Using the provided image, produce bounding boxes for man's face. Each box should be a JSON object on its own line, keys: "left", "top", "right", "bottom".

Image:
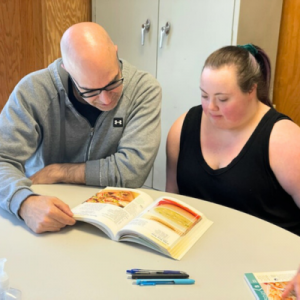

{"left": 69, "top": 57, "right": 124, "bottom": 112}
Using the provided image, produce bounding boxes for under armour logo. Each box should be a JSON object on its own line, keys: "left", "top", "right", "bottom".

{"left": 113, "top": 118, "right": 123, "bottom": 127}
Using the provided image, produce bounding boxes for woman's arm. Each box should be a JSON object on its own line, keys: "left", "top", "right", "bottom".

{"left": 166, "top": 113, "right": 187, "bottom": 193}
{"left": 269, "top": 119, "right": 300, "bottom": 208}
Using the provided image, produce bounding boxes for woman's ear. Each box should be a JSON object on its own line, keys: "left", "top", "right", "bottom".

{"left": 248, "top": 83, "right": 257, "bottom": 96}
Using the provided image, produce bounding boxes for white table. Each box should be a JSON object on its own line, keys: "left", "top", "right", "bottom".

{"left": 0, "top": 184, "right": 299, "bottom": 300}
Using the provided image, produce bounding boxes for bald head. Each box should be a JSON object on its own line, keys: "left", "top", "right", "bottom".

{"left": 61, "top": 22, "right": 118, "bottom": 87}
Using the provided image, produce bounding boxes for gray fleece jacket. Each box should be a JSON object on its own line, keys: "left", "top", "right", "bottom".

{"left": 0, "top": 58, "right": 161, "bottom": 217}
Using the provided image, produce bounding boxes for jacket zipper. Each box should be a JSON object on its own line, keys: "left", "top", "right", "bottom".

{"left": 85, "top": 127, "right": 95, "bottom": 161}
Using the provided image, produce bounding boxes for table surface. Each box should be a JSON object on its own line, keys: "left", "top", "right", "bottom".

{"left": 1, "top": 184, "right": 300, "bottom": 300}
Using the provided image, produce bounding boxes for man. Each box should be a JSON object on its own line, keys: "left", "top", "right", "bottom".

{"left": 0, "top": 22, "right": 161, "bottom": 233}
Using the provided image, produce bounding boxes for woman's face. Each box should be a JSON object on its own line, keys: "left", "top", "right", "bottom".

{"left": 200, "top": 65, "right": 255, "bottom": 130}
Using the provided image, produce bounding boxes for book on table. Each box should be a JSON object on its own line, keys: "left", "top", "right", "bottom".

{"left": 71, "top": 187, "right": 213, "bottom": 260}
{"left": 244, "top": 270, "right": 297, "bottom": 300}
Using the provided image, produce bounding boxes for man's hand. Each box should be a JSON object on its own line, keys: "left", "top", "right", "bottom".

{"left": 19, "top": 195, "right": 76, "bottom": 233}
{"left": 30, "top": 163, "right": 85, "bottom": 184}
{"left": 282, "top": 267, "right": 300, "bottom": 299}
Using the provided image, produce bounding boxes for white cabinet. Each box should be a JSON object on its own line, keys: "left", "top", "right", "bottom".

{"left": 93, "top": 0, "right": 283, "bottom": 191}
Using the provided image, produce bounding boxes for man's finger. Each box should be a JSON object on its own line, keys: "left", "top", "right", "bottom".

{"left": 51, "top": 201, "right": 76, "bottom": 225}
{"left": 54, "top": 199, "right": 74, "bottom": 217}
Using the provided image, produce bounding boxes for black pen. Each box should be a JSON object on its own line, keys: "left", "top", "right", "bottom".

{"left": 127, "top": 269, "right": 186, "bottom": 274}
{"left": 128, "top": 271, "right": 189, "bottom": 279}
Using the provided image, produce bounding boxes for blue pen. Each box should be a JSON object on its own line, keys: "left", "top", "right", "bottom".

{"left": 135, "top": 279, "right": 195, "bottom": 286}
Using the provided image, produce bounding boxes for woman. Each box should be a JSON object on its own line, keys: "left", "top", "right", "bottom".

{"left": 166, "top": 44, "right": 300, "bottom": 236}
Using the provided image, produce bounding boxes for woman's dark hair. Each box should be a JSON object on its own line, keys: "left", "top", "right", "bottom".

{"left": 202, "top": 45, "right": 272, "bottom": 107}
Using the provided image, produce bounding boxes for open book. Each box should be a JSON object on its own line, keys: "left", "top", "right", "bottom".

{"left": 72, "top": 187, "right": 213, "bottom": 260}
{"left": 244, "top": 270, "right": 297, "bottom": 299}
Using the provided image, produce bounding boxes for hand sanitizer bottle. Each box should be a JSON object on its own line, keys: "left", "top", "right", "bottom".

{"left": 0, "top": 259, "right": 21, "bottom": 300}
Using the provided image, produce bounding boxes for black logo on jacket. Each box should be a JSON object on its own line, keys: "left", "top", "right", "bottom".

{"left": 113, "top": 118, "right": 123, "bottom": 127}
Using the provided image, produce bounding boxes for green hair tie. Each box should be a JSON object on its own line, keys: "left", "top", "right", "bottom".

{"left": 237, "top": 44, "right": 258, "bottom": 57}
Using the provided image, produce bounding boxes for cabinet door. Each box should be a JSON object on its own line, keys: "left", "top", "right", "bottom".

{"left": 93, "top": 0, "right": 159, "bottom": 77}
{"left": 93, "top": 0, "right": 159, "bottom": 187}
{"left": 153, "top": 0, "right": 235, "bottom": 190}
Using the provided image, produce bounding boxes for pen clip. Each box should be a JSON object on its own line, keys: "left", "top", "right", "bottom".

{"left": 126, "top": 269, "right": 142, "bottom": 274}
{"left": 160, "top": 271, "right": 182, "bottom": 274}
{"left": 127, "top": 269, "right": 157, "bottom": 274}
{"left": 139, "top": 281, "right": 158, "bottom": 286}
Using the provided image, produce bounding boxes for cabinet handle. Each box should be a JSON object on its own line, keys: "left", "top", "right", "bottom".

{"left": 141, "top": 19, "right": 151, "bottom": 46}
{"left": 159, "top": 22, "right": 170, "bottom": 48}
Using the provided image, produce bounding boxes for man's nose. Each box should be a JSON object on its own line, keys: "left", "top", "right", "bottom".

{"left": 98, "top": 91, "right": 112, "bottom": 104}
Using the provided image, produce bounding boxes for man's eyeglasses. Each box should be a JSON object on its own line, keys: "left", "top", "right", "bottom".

{"left": 70, "top": 73, "right": 124, "bottom": 99}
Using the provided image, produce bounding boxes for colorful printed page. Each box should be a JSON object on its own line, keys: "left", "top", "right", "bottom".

{"left": 244, "top": 271, "right": 297, "bottom": 300}
{"left": 117, "top": 196, "right": 213, "bottom": 260}
{"left": 72, "top": 187, "right": 154, "bottom": 239}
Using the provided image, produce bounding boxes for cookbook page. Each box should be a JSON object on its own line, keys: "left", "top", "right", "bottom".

{"left": 72, "top": 187, "right": 154, "bottom": 239}
{"left": 116, "top": 196, "right": 213, "bottom": 258}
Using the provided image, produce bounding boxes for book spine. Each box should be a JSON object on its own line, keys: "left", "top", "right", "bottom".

{"left": 244, "top": 273, "right": 268, "bottom": 300}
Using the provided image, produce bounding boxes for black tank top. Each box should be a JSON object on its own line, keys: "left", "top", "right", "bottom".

{"left": 177, "top": 105, "right": 300, "bottom": 235}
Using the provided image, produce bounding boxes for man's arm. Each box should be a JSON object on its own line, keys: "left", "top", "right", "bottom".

{"left": 0, "top": 81, "right": 43, "bottom": 217}
{"left": 0, "top": 69, "right": 77, "bottom": 231}
{"left": 30, "top": 163, "right": 85, "bottom": 184}
{"left": 19, "top": 195, "right": 76, "bottom": 233}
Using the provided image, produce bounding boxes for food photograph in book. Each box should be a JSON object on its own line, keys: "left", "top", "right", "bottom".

{"left": 142, "top": 198, "right": 201, "bottom": 236}
{"left": 85, "top": 189, "right": 140, "bottom": 208}
{"left": 261, "top": 281, "right": 295, "bottom": 300}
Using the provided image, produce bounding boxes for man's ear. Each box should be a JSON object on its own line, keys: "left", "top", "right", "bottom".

{"left": 61, "top": 63, "right": 66, "bottom": 70}
{"left": 115, "top": 45, "right": 118, "bottom": 52}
